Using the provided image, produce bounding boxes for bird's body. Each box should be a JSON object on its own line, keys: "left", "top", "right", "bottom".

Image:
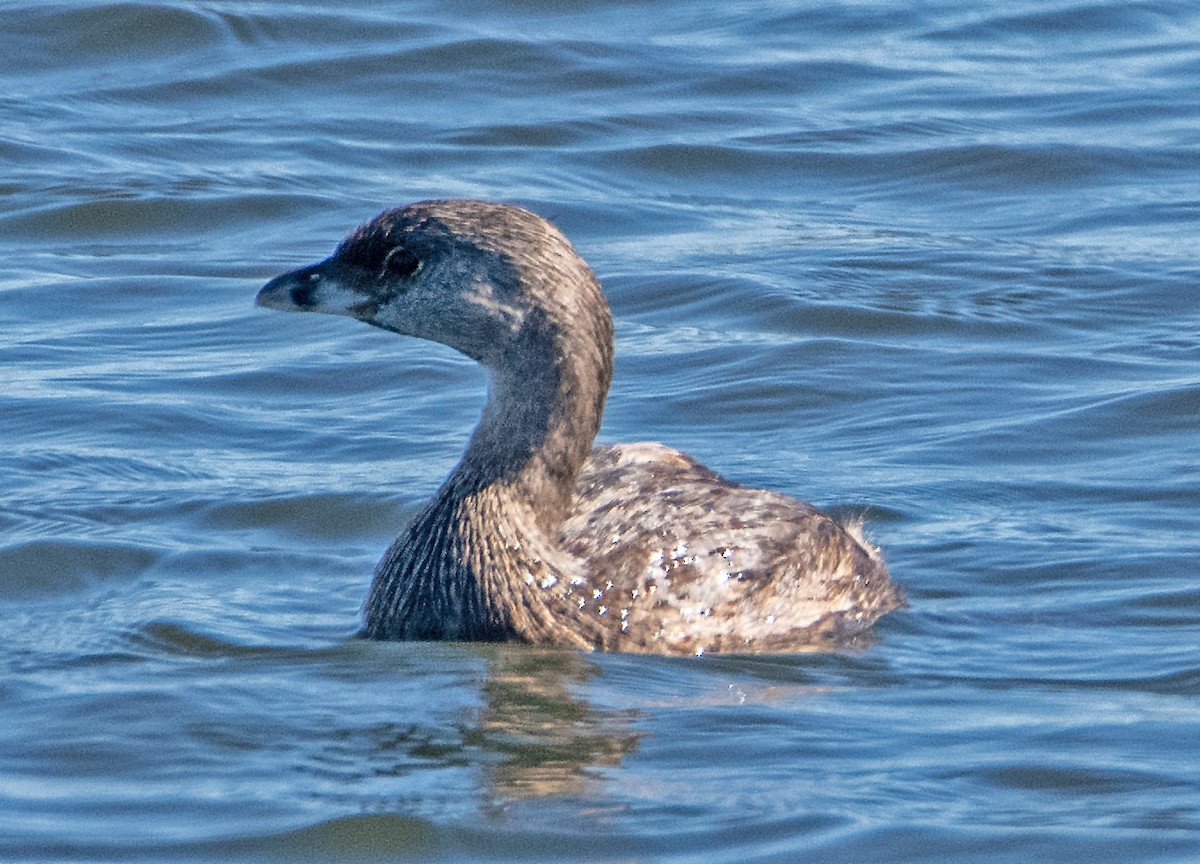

{"left": 257, "top": 200, "right": 902, "bottom": 654}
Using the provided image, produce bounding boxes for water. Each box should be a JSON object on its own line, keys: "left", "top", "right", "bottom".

{"left": 2, "top": 1, "right": 1198, "bottom": 861}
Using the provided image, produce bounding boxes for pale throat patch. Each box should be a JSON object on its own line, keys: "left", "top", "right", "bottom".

{"left": 467, "top": 278, "right": 526, "bottom": 334}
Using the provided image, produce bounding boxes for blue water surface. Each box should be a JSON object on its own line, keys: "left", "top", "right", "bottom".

{"left": 1, "top": 1, "right": 1198, "bottom": 861}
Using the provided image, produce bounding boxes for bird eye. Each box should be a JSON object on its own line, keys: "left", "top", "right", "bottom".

{"left": 380, "top": 247, "right": 421, "bottom": 280}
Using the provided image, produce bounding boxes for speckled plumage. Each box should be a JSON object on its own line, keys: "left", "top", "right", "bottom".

{"left": 257, "top": 199, "right": 903, "bottom": 654}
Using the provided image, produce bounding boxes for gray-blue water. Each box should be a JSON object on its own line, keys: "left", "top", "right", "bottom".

{"left": 2, "top": 2, "right": 1199, "bottom": 861}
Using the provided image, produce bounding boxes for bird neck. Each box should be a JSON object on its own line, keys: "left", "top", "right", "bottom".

{"left": 453, "top": 319, "right": 611, "bottom": 534}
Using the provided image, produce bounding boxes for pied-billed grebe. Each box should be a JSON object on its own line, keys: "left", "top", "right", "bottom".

{"left": 257, "top": 200, "right": 903, "bottom": 654}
